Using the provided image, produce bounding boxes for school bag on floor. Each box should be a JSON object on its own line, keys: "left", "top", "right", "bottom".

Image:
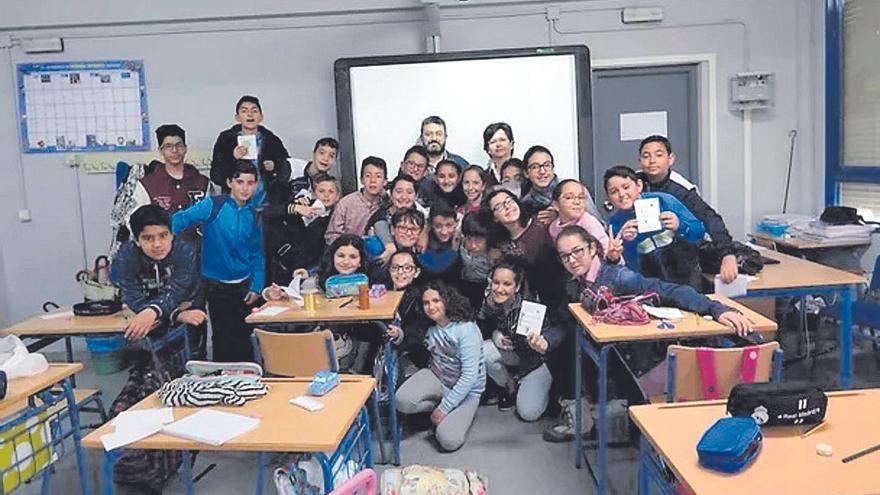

{"left": 380, "top": 465, "right": 487, "bottom": 495}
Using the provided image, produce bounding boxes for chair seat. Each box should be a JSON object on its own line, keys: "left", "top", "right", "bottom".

{"left": 826, "top": 300, "right": 880, "bottom": 329}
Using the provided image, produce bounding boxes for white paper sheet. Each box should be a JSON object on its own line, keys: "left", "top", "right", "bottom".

{"left": 634, "top": 197, "right": 662, "bottom": 233}
{"left": 254, "top": 306, "right": 290, "bottom": 317}
{"left": 237, "top": 134, "right": 258, "bottom": 160}
{"left": 162, "top": 409, "right": 260, "bottom": 446}
{"left": 282, "top": 276, "right": 304, "bottom": 306}
{"left": 714, "top": 274, "right": 750, "bottom": 298}
{"left": 40, "top": 310, "right": 74, "bottom": 320}
{"left": 619, "top": 111, "right": 668, "bottom": 141}
{"left": 642, "top": 306, "right": 685, "bottom": 320}
{"left": 516, "top": 300, "right": 547, "bottom": 336}
{"left": 101, "top": 422, "right": 163, "bottom": 451}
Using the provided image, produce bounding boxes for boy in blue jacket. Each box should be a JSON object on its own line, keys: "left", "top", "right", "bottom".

{"left": 604, "top": 165, "right": 706, "bottom": 289}
{"left": 172, "top": 160, "right": 264, "bottom": 362}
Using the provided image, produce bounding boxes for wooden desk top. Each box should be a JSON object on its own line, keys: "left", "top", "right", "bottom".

{"left": 0, "top": 363, "right": 83, "bottom": 408}
{"left": 568, "top": 294, "right": 777, "bottom": 344}
{"left": 746, "top": 250, "right": 864, "bottom": 291}
{"left": 630, "top": 389, "right": 880, "bottom": 495}
{"left": 0, "top": 306, "right": 132, "bottom": 337}
{"left": 752, "top": 232, "right": 871, "bottom": 250}
{"left": 82, "top": 376, "right": 376, "bottom": 452}
{"left": 246, "top": 291, "right": 403, "bottom": 324}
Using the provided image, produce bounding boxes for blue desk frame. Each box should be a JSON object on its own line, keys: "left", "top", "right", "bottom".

{"left": 100, "top": 406, "right": 373, "bottom": 494}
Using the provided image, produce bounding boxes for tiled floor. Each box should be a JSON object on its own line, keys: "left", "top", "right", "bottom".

{"left": 15, "top": 315, "right": 880, "bottom": 494}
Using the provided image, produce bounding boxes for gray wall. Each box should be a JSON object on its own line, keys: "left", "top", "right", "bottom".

{"left": 0, "top": 0, "right": 826, "bottom": 325}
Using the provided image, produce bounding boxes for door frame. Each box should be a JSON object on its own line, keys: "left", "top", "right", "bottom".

{"left": 592, "top": 53, "right": 717, "bottom": 205}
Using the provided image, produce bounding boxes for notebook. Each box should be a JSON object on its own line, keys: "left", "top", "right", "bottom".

{"left": 162, "top": 409, "right": 260, "bottom": 446}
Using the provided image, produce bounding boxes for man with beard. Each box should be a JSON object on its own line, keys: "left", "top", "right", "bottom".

{"left": 419, "top": 115, "right": 469, "bottom": 173}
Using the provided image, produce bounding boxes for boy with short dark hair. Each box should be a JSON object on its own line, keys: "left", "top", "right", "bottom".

{"left": 638, "top": 134, "right": 739, "bottom": 283}
{"left": 173, "top": 160, "right": 264, "bottom": 362}
{"left": 325, "top": 156, "right": 388, "bottom": 244}
{"left": 209, "top": 95, "right": 290, "bottom": 204}
{"left": 289, "top": 137, "right": 339, "bottom": 199}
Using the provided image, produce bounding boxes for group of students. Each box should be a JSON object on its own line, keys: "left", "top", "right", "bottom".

{"left": 110, "top": 94, "right": 756, "bottom": 480}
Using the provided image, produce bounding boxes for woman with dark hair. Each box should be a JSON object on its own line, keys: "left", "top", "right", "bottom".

{"left": 396, "top": 281, "right": 485, "bottom": 452}
{"left": 482, "top": 122, "right": 514, "bottom": 185}
{"left": 482, "top": 188, "right": 565, "bottom": 304}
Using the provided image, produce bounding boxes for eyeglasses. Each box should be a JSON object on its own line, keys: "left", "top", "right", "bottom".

{"left": 389, "top": 264, "right": 416, "bottom": 273}
{"left": 491, "top": 197, "right": 516, "bottom": 213}
{"left": 404, "top": 160, "right": 427, "bottom": 170}
{"left": 560, "top": 194, "right": 586, "bottom": 203}
{"left": 160, "top": 143, "right": 187, "bottom": 151}
{"left": 394, "top": 224, "right": 421, "bottom": 234}
{"left": 527, "top": 161, "right": 554, "bottom": 172}
{"left": 558, "top": 245, "right": 590, "bottom": 264}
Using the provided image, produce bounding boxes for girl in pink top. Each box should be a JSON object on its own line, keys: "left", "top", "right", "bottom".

{"left": 548, "top": 179, "right": 622, "bottom": 264}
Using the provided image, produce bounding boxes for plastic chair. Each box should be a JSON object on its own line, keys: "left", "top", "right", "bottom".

{"left": 114, "top": 161, "right": 131, "bottom": 189}
{"left": 665, "top": 341, "right": 783, "bottom": 402}
{"left": 329, "top": 468, "right": 377, "bottom": 495}
{"left": 251, "top": 328, "right": 338, "bottom": 377}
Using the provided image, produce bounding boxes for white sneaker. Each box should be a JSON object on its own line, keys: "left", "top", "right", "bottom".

{"left": 542, "top": 398, "right": 594, "bottom": 443}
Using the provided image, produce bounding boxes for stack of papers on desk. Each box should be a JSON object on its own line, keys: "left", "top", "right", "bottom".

{"left": 101, "top": 407, "right": 174, "bottom": 451}
{"left": 162, "top": 409, "right": 260, "bottom": 446}
{"left": 793, "top": 220, "right": 876, "bottom": 242}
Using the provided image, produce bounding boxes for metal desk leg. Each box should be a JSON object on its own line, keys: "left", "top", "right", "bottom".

{"left": 574, "top": 331, "right": 583, "bottom": 468}
{"left": 840, "top": 286, "right": 854, "bottom": 389}
{"left": 383, "top": 340, "right": 400, "bottom": 465}
{"left": 256, "top": 452, "right": 268, "bottom": 495}
{"left": 65, "top": 337, "right": 77, "bottom": 387}
{"left": 639, "top": 436, "right": 649, "bottom": 495}
{"left": 370, "top": 388, "right": 388, "bottom": 464}
{"left": 597, "top": 345, "right": 610, "bottom": 495}
{"left": 61, "top": 378, "right": 91, "bottom": 495}
{"left": 102, "top": 449, "right": 124, "bottom": 495}
{"left": 181, "top": 449, "right": 195, "bottom": 495}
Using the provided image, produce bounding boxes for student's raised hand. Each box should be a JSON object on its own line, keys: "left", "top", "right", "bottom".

{"left": 176, "top": 309, "right": 207, "bottom": 326}
{"left": 124, "top": 308, "right": 159, "bottom": 340}
{"left": 295, "top": 196, "right": 311, "bottom": 206}
{"left": 293, "top": 204, "right": 316, "bottom": 219}
{"left": 660, "top": 212, "right": 680, "bottom": 232}
{"left": 292, "top": 268, "right": 309, "bottom": 280}
{"left": 606, "top": 226, "right": 624, "bottom": 263}
{"left": 266, "top": 283, "right": 287, "bottom": 301}
{"left": 387, "top": 324, "right": 404, "bottom": 342}
{"left": 719, "top": 254, "right": 739, "bottom": 284}
{"left": 243, "top": 291, "right": 260, "bottom": 305}
{"left": 263, "top": 160, "right": 274, "bottom": 172}
{"left": 536, "top": 207, "right": 558, "bottom": 225}
{"left": 718, "top": 311, "right": 753, "bottom": 337}
{"left": 492, "top": 330, "right": 514, "bottom": 352}
{"left": 430, "top": 407, "right": 446, "bottom": 425}
{"left": 233, "top": 145, "right": 249, "bottom": 160}
{"left": 620, "top": 219, "right": 639, "bottom": 241}
{"left": 527, "top": 331, "right": 548, "bottom": 354}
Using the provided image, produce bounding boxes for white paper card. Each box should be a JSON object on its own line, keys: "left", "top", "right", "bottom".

{"left": 162, "top": 409, "right": 260, "bottom": 446}
{"left": 517, "top": 300, "right": 547, "bottom": 336}
{"left": 282, "top": 276, "right": 304, "bottom": 306}
{"left": 714, "top": 274, "right": 750, "bottom": 298}
{"left": 254, "top": 306, "right": 289, "bottom": 317}
{"left": 237, "top": 134, "right": 258, "bottom": 160}
{"left": 634, "top": 197, "right": 662, "bottom": 233}
{"left": 40, "top": 310, "right": 74, "bottom": 320}
{"left": 642, "top": 306, "right": 685, "bottom": 320}
{"left": 619, "top": 111, "right": 668, "bottom": 141}
{"left": 101, "top": 422, "right": 163, "bottom": 451}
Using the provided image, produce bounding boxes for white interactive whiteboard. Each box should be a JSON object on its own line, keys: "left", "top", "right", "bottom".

{"left": 334, "top": 46, "right": 593, "bottom": 192}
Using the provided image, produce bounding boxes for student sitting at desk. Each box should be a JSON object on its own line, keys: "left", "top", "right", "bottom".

{"left": 113, "top": 204, "right": 205, "bottom": 491}
{"left": 396, "top": 281, "right": 485, "bottom": 452}
{"left": 637, "top": 135, "right": 740, "bottom": 283}
{"left": 544, "top": 225, "right": 752, "bottom": 442}
{"left": 605, "top": 165, "right": 706, "bottom": 289}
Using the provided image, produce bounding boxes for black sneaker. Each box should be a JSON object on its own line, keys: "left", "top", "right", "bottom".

{"left": 480, "top": 381, "right": 501, "bottom": 406}
{"left": 498, "top": 391, "right": 515, "bottom": 411}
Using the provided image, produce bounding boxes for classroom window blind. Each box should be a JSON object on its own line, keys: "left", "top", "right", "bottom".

{"left": 842, "top": 0, "right": 880, "bottom": 166}
{"left": 839, "top": 182, "right": 880, "bottom": 221}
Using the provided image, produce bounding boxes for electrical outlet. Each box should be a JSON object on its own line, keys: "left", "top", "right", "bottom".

{"left": 18, "top": 209, "right": 32, "bottom": 222}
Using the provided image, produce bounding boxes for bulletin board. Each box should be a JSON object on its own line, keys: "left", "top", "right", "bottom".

{"left": 17, "top": 60, "right": 150, "bottom": 153}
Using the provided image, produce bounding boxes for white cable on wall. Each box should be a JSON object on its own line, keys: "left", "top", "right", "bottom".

{"left": 743, "top": 109, "right": 752, "bottom": 234}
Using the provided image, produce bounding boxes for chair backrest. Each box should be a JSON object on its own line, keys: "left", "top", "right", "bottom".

{"left": 666, "top": 341, "right": 781, "bottom": 402}
{"left": 253, "top": 328, "right": 337, "bottom": 377}
{"left": 329, "top": 468, "right": 377, "bottom": 495}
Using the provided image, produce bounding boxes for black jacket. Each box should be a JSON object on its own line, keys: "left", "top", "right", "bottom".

{"left": 210, "top": 124, "right": 291, "bottom": 203}
{"left": 642, "top": 170, "right": 734, "bottom": 258}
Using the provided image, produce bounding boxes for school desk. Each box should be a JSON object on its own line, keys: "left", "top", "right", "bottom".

{"left": 0, "top": 363, "right": 91, "bottom": 494}
{"left": 245, "top": 291, "right": 403, "bottom": 465}
{"left": 82, "top": 376, "right": 376, "bottom": 495}
{"left": 736, "top": 249, "right": 864, "bottom": 389}
{"left": 568, "top": 295, "right": 778, "bottom": 495}
{"left": 751, "top": 231, "right": 871, "bottom": 251}
{"left": 630, "top": 389, "right": 880, "bottom": 495}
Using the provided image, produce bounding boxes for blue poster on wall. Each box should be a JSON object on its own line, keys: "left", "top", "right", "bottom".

{"left": 17, "top": 60, "right": 150, "bottom": 153}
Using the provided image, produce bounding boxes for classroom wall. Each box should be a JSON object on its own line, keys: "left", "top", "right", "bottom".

{"left": 0, "top": 0, "right": 826, "bottom": 325}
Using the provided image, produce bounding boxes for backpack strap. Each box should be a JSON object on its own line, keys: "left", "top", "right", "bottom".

{"left": 739, "top": 345, "right": 760, "bottom": 383}
{"left": 205, "top": 194, "right": 230, "bottom": 227}
{"left": 695, "top": 347, "right": 720, "bottom": 400}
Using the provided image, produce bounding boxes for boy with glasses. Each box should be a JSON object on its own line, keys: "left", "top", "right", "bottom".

{"left": 521, "top": 145, "right": 562, "bottom": 224}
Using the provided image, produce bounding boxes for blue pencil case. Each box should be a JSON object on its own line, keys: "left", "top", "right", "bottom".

{"left": 696, "top": 416, "right": 762, "bottom": 473}
{"left": 324, "top": 273, "right": 368, "bottom": 298}
{"left": 308, "top": 370, "right": 340, "bottom": 396}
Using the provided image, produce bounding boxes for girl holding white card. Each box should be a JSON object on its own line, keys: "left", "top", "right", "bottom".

{"left": 477, "top": 256, "right": 564, "bottom": 421}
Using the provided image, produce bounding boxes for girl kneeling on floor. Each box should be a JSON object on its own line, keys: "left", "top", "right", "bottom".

{"left": 395, "top": 281, "right": 485, "bottom": 452}
{"left": 478, "top": 255, "right": 563, "bottom": 421}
